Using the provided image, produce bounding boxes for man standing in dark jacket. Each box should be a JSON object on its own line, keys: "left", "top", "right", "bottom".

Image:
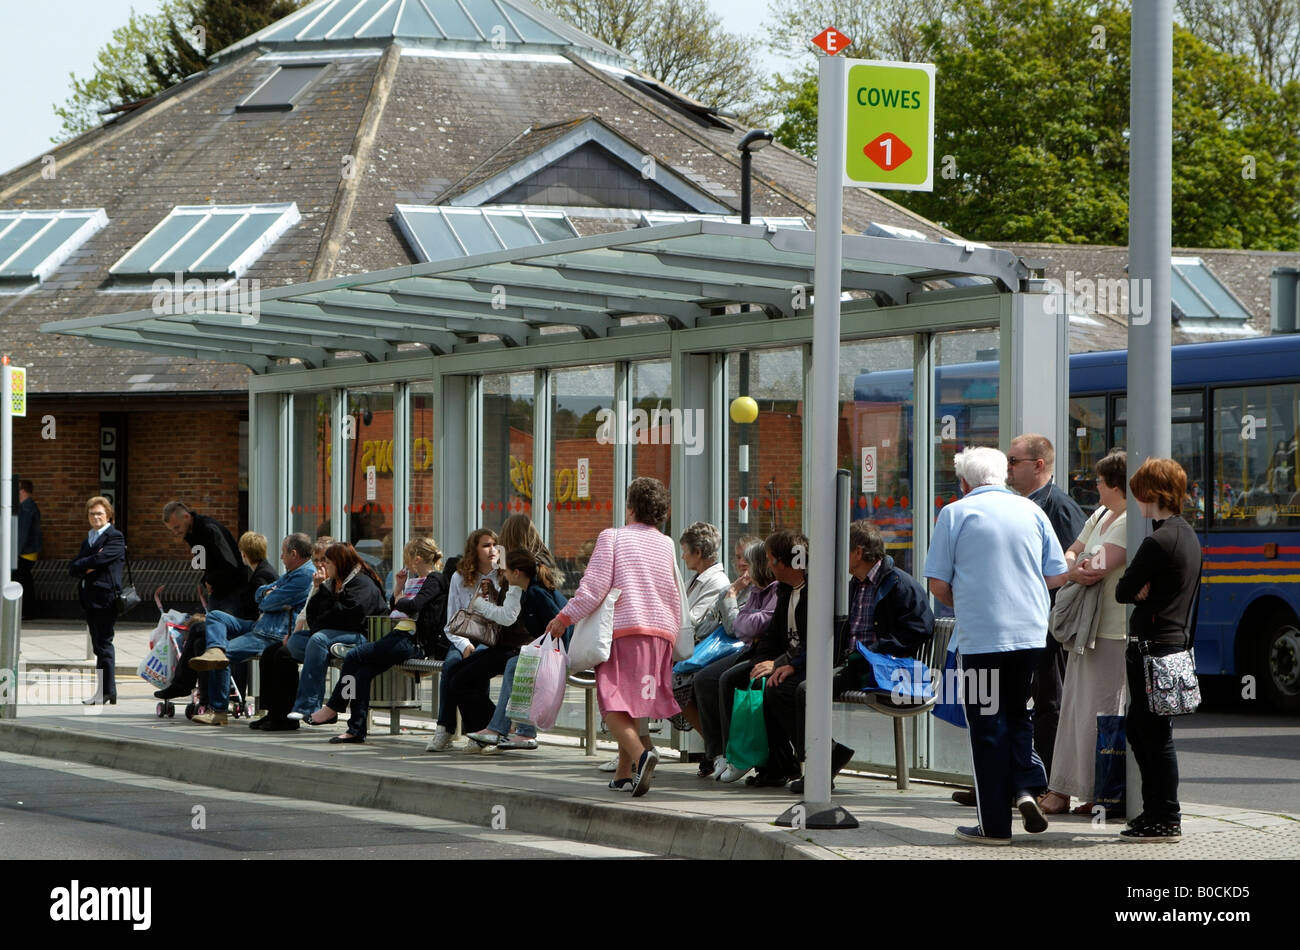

{"left": 162, "top": 501, "right": 246, "bottom": 616}
{"left": 16, "top": 480, "right": 41, "bottom": 619}
{"left": 1008, "top": 434, "right": 1087, "bottom": 781}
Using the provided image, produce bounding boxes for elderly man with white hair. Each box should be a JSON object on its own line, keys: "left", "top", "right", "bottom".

{"left": 923, "top": 446, "right": 1070, "bottom": 845}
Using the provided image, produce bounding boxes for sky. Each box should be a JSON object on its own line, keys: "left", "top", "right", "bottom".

{"left": 0, "top": 0, "right": 806, "bottom": 177}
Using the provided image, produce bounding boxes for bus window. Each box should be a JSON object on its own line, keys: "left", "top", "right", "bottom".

{"left": 1112, "top": 393, "right": 1206, "bottom": 529}
{"left": 1213, "top": 384, "right": 1300, "bottom": 529}
{"left": 1068, "top": 395, "right": 1106, "bottom": 508}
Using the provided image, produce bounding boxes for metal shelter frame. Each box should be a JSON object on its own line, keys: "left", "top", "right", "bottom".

{"left": 44, "top": 220, "right": 1068, "bottom": 781}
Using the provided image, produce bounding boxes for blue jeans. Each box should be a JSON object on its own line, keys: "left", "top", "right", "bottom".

{"left": 288, "top": 628, "right": 365, "bottom": 716}
{"left": 205, "top": 610, "right": 278, "bottom": 712}
{"left": 326, "top": 633, "right": 421, "bottom": 739}
{"left": 487, "top": 653, "right": 536, "bottom": 738}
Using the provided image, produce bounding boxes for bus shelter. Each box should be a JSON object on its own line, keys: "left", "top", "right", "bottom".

{"left": 46, "top": 219, "right": 1069, "bottom": 781}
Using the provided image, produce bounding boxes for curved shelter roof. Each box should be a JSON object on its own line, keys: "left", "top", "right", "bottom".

{"left": 213, "top": 0, "right": 634, "bottom": 67}
{"left": 43, "top": 219, "right": 1030, "bottom": 373}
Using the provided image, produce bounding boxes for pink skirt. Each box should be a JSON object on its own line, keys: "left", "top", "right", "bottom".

{"left": 595, "top": 634, "right": 681, "bottom": 719}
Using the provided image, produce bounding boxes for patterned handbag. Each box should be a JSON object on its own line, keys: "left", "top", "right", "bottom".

{"left": 1143, "top": 649, "right": 1201, "bottom": 716}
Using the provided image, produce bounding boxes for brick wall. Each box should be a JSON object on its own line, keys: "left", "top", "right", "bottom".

{"left": 11, "top": 404, "right": 244, "bottom": 561}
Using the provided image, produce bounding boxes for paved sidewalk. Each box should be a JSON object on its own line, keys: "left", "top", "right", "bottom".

{"left": 3, "top": 627, "right": 1296, "bottom": 860}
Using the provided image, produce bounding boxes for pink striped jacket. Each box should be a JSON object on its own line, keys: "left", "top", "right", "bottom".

{"left": 555, "top": 522, "right": 681, "bottom": 644}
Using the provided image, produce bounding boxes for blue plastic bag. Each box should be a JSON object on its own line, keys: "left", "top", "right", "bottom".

{"left": 854, "top": 642, "right": 934, "bottom": 702}
{"left": 673, "top": 625, "right": 743, "bottom": 674}
{"left": 931, "top": 648, "right": 968, "bottom": 728}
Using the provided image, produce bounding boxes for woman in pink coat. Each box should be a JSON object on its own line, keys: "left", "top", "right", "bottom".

{"left": 546, "top": 477, "right": 682, "bottom": 797}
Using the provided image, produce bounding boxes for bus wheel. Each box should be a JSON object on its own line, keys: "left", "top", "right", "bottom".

{"left": 1259, "top": 612, "right": 1300, "bottom": 714}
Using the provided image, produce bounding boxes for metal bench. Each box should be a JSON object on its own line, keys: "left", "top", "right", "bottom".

{"left": 836, "top": 615, "right": 956, "bottom": 790}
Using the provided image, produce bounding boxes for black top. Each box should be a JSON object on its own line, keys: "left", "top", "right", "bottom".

{"left": 499, "top": 584, "right": 569, "bottom": 651}
{"left": 394, "top": 572, "right": 450, "bottom": 659}
{"left": 307, "top": 571, "right": 387, "bottom": 633}
{"left": 754, "top": 582, "right": 808, "bottom": 670}
{"left": 70, "top": 525, "right": 125, "bottom": 610}
{"left": 1029, "top": 480, "right": 1088, "bottom": 552}
{"left": 17, "top": 498, "right": 41, "bottom": 556}
{"left": 1115, "top": 516, "right": 1202, "bottom": 655}
{"left": 185, "top": 512, "right": 246, "bottom": 599}
{"left": 238, "top": 560, "right": 280, "bottom": 620}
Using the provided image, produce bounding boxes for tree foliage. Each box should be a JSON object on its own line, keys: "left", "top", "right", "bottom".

{"left": 537, "top": 0, "right": 767, "bottom": 124}
{"left": 54, "top": 0, "right": 307, "bottom": 141}
{"left": 761, "top": 0, "right": 1299, "bottom": 249}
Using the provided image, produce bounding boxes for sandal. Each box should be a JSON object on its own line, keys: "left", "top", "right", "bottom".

{"left": 1037, "top": 791, "right": 1071, "bottom": 815}
{"left": 307, "top": 708, "right": 339, "bottom": 726}
{"left": 1071, "top": 801, "right": 1097, "bottom": 816}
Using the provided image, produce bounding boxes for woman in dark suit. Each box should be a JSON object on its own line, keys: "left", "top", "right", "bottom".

{"left": 70, "top": 495, "right": 126, "bottom": 705}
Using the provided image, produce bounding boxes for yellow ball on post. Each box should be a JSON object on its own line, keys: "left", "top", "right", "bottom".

{"left": 729, "top": 396, "right": 759, "bottom": 424}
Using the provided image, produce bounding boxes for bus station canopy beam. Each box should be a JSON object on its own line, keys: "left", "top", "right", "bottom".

{"left": 42, "top": 221, "right": 1031, "bottom": 369}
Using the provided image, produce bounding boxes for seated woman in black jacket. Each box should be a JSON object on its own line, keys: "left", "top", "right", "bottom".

{"left": 309, "top": 537, "right": 449, "bottom": 743}
{"left": 289, "top": 542, "right": 388, "bottom": 721}
{"left": 438, "top": 549, "right": 567, "bottom": 750}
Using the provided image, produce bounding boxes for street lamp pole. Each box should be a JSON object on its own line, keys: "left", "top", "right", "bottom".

{"left": 737, "top": 130, "right": 773, "bottom": 553}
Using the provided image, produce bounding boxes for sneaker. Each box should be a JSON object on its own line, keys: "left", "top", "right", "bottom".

{"left": 192, "top": 710, "right": 229, "bottom": 726}
{"left": 460, "top": 738, "right": 481, "bottom": 754}
{"left": 467, "top": 729, "right": 501, "bottom": 748}
{"left": 711, "top": 754, "right": 728, "bottom": 781}
{"left": 631, "top": 749, "right": 658, "bottom": 797}
{"left": 425, "top": 726, "right": 454, "bottom": 752}
{"left": 955, "top": 825, "right": 1011, "bottom": 846}
{"left": 608, "top": 777, "right": 635, "bottom": 792}
{"left": 189, "top": 648, "right": 229, "bottom": 672}
{"left": 498, "top": 735, "right": 538, "bottom": 750}
{"left": 1016, "top": 792, "right": 1048, "bottom": 834}
{"left": 598, "top": 756, "right": 619, "bottom": 772}
{"left": 286, "top": 711, "right": 305, "bottom": 721}
{"left": 329, "top": 642, "right": 352, "bottom": 659}
{"left": 1120, "top": 819, "right": 1182, "bottom": 842}
{"left": 717, "top": 763, "right": 751, "bottom": 784}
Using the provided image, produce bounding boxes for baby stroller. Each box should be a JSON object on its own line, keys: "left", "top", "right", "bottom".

{"left": 147, "top": 587, "right": 253, "bottom": 720}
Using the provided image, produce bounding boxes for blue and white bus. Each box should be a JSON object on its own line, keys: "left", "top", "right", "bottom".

{"left": 852, "top": 335, "right": 1300, "bottom": 712}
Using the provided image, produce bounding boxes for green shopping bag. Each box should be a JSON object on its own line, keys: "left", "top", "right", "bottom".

{"left": 725, "top": 678, "right": 769, "bottom": 772}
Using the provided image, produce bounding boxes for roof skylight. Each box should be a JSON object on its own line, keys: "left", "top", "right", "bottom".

{"left": 0, "top": 208, "right": 108, "bottom": 283}
{"left": 110, "top": 203, "right": 300, "bottom": 279}
{"left": 394, "top": 205, "right": 578, "bottom": 261}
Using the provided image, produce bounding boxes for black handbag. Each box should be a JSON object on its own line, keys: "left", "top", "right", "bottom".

{"left": 115, "top": 550, "right": 142, "bottom": 616}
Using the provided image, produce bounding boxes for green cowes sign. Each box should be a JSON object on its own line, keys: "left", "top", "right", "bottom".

{"left": 843, "top": 60, "right": 935, "bottom": 191}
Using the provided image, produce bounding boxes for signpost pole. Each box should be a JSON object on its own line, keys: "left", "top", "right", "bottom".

{"left": 778, "top": 48, "right": 858, "bottom": 830}
{"left": 1125, "top": 0, "right": 1174, "bottom": 822}
{"left": 0, "top": 356, "right": 19, "bottom": 718}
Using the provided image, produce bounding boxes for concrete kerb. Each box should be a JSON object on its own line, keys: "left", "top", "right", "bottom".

{"left": 0, "top": 721, "right": 834, "bottom": 860}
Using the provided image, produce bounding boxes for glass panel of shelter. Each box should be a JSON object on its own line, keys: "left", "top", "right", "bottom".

{"left": 548, "top": 364, "right": 617, "bottom": 597}
{"left": 480, "top": 371, "right": 536, "bottom": 537}
{"left": 289, "top": 390, "right": 333, "bottom": 542}
{"left": 725, "top": 347, "right": 805, "bottom": 579}
{"left": 408, "top": 383, "right": 437, "bottom": 543}
{"left": 841, "top": 337, "right": 915, "bottom": 575}
{"left": 343, "top": 386, "right": 396, "bottom": 594}
{"left": 932, "top": 328, "right": 1001, "bottom": 514}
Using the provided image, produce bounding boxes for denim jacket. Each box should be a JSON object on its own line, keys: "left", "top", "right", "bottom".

{"left": 250, "top": 562, "right": 315, "bottom": 640}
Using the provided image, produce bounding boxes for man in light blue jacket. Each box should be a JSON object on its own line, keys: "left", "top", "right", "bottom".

{"left": 190, "top": 533, "right": 315, "bottom": 725}
{"left": 924, "top": 447, "right": 1069, "bottom": 845}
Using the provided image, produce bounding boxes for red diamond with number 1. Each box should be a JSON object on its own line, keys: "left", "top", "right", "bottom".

{"left": 865, "top": 132, "right": 912, "bottom": 171}
{"left": 811, "top": 27, "right": 851, "bottom": 55}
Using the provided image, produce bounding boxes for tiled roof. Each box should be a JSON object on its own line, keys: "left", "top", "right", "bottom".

{"left": 989, "top": 241, "right": 1300, "bottom": 353}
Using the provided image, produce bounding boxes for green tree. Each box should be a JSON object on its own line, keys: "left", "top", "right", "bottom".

{"left": 54, "top": 0, "right": 306, "bottom": 141}
{"left": 762, "top": 0, "right": 1299, "bottom": 249}
{"left": 537, "top": 0, "right": 768, "bottom": 123}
